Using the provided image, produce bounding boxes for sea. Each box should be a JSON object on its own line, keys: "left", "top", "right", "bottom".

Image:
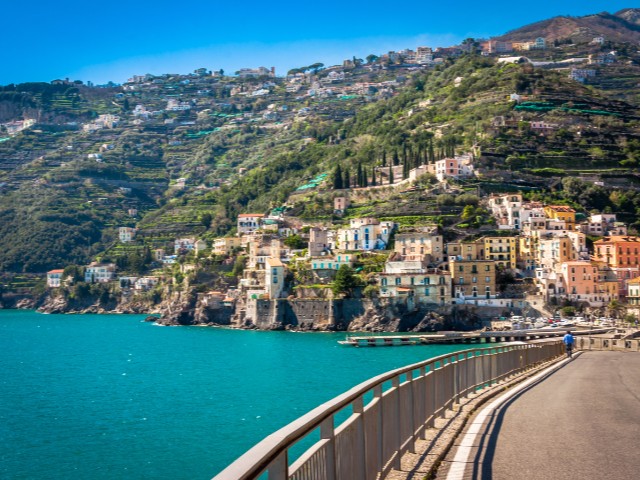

{"left": 0, "top": 310, "right": 474, "bottom": 479}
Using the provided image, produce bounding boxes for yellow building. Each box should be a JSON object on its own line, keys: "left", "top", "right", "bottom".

{"left": 482, "top": 236, "right": 517, "bottom": 269}
{"left": 544, "top": 205, "right": 576, "bottom": 231}
{"left": 449, "top": 259, "right": 496, "bottom": 302}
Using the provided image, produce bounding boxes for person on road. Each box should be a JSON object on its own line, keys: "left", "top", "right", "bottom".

{"left": 563, "top": 330, "right": 575, "bottom": 358}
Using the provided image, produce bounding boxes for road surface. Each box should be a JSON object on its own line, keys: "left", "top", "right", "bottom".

{"left": 438, "top": 351, "right": 640, "bottom": 479}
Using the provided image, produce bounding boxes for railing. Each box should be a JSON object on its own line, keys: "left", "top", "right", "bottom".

{"left": 213, "top": 342, "right": 564, "bottom": 480}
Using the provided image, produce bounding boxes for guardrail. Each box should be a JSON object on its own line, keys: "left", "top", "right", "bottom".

{"left": 213, "top": 342, "right": 564, "bottom": 480}
{"left": 577, "top": 335, "right": 640, "bottom": 352}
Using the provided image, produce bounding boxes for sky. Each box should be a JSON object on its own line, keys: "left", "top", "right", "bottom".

{"left": 0, "top": 1, "right": 633, "bottom": 85}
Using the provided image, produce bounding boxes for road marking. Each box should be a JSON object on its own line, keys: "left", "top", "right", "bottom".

{"left": 445, "top": 355, "right": 576, "bottom": 480}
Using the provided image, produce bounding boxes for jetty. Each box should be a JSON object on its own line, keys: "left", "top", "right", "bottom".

{"left": 338, "top": 327, "right": 616, "bottom": 347}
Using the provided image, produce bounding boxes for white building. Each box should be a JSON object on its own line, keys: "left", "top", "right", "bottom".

{"left": 265, "top": 258, "right": 285, "bottom": 299}
{"left": 85, "top": 263, "right": 116, "bottom": 283}
{"left": 47, "top": 269, "right": 64, "bottom": 288}
{"left": 335, "top": 218, "right": 394, "bottom": 251}
{"left": 119, "top": 227, "right": 136, "bottom": 243}
{"left": 237, "top": 214, "right": 265, "bottom": 235}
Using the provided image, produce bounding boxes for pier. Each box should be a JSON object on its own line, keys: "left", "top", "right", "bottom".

{"left": 338, "top": 327, "right": 616, "bottom": 347}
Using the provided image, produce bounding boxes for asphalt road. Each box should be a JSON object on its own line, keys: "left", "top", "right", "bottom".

{"left": 440, "top": 351, "right": 640, "bottom": 480}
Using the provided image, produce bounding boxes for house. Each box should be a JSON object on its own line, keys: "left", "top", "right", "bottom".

{"left": 378, "top": 261, "right": 451, "bottom": 306}
{"left": 237, "top": 213, "right": 265, "bottom": 235}
{"left": 85, "top": 262, "right": 116, "bottom": 283}
{"left": 213, "top": 237, "right": 243, "bottom": 256}
{"left": 47, "top": 269, "right": 64, "bottom": 288}
{"left": 311, "top": 253, "right": 354, "bottom": 272}
{"left": 265, "top": 258, "right": 285, "bottom": 299}
{"left": 119, "top": 227, "right": 136, "bottom": 243}
{"left": 428, "top": 154, "right": 474, "bottom": 182}
{"left": 394, "top": 227, "right": 444, "bottom": 264}
{"left": 482, "top": 236, "right": 517, "bottom": 269}
{"left": 134, "top": 277, "right": 159, "bottom": 291}
{"left": 449, "top": 258, "right": 496, "bottom": 303}
{"left": 308, "top": 227, "right": 330, "bottom": 257}
{"left": 544, "top": 205, "right": 576, "bottom": 231}
{"left": 487, "top": 194, "right": 522, "bottom": 230}
{"left": 174, "top": 238, "right": 206, "bottom": 254}
{"left": 593, "top": 236, "right": 640, "bottom": 296}
{"left": 335, "top": 218, "right": 394, "bottom": 251}
{"left": 334, "top": 196, "right": 350, "bottom": 214}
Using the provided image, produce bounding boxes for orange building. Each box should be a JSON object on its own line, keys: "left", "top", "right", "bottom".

{"left": 593, "top": 236, "right": 640, "bottom": 296}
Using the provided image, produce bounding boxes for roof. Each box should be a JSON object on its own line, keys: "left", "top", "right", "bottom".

{"left": 238, "top": 213, "right": 265, "bottom": 218}
{"left": 48, "top": 269, "right": 64, "bottom": 274}
{"left": 546, "top": 205, "right": 576, "bottom": 213}
{"left": 266, "top": 258, "right": 284, "bottom": 267}
{"left": 594, "top": 236, "right": 640, "bottom": 244}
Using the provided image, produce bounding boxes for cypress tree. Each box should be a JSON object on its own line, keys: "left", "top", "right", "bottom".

{"left": 371, "top": 168, "right": 377, "bottom": 186}
{"left": 388, "top": 165, "right": 394, "bottom": 185}
{"left": 356, "top": 162, "right": 363, "bottom": 187}
{"left": 344, "top": 167, "right": 351, "bottom": 189}
{"left": 382, "top": 150, "right": 387, "bottom": 167}
{"left": 363, "top": 168, "right": 369, "bottom": 187}
{"left": 393, "top": 150, "right": 399, "bottom": 166}
{"left": 333, "top": 164, "right": 343, "bottom": 189}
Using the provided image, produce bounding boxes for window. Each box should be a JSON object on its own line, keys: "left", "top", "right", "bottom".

{"left": 472, "top": 277, "right": 477, "bottom": 283}
{"left": 425, "top": 288, "right": 430, "bottom": 296}
{"left": 459, "top": 265, "right": 464, "bottom": 272}
{"left": 395, "top": 278, "right": 401, "bottom": 285}
{"left": 485, "top": 276, "right": 490, "bottom": 283}
{"left": 424, "top": 278, "right": 430, "bottom": 285}
{"left": 485, "top": 265, "right": 491, "bottom": 271}
{"left": 381, "top": 278, "right": 387, "bottom": 286}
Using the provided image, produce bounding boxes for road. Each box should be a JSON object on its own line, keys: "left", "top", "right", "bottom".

{"left": 438, "top": 351, "right": 640, "bottom": 480}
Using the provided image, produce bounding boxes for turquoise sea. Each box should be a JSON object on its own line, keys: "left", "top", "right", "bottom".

{"left": 1, "top": 310, "right": 474, "bottom": 479}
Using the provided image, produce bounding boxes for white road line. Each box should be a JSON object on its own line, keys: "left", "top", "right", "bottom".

{"left": 445, "top": 356, "right": 575, "bottom": 480}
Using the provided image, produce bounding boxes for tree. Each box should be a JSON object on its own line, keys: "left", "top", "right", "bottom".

{"left": 343, "top": 167, "right": 351, "bottom": 189}
{"left": 284, "top": 234, "right": 306, "bottom": 249}
{"left": 200, "top": 213, "right": 213, "bottom": 229}
{"left": 366, "top": 54, "right": 379, "bottom": 64}
{"left": 388, "top": 165, "right": 394, "bottom": 185}
{"left": 333, "top": 164, "right": 343, "bottom": 189}
{"left": 332, "top": 265, "right": 360, "bottom": 297}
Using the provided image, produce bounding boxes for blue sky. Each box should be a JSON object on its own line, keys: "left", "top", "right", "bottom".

{"left": 1, "top": 1, "right": 633, "bottom": 85}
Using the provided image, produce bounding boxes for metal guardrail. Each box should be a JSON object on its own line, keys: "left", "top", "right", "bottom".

{"left": 212, "top": 342, "right": 564, "bottom": 480}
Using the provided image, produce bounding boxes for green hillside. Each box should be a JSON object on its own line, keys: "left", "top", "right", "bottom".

{"left": 0, "top": 27, "right": 639, "bottom": 273}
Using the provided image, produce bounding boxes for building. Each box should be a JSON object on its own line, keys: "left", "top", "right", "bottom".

{"left": 265, "top": 258, "right": 285, "bottom": 299}
{"left": 394, "top": 227, "right": 444, "bottom": 264}
{"left": 483, "top": 236, "right": 517, "bottom": 269}
{"left": 428, "top": 154, "right": 474, "bottom": 182}
{"left": 449, "top": 258, "right": 496, "bottom": 303}
{"left": 335, "top": 218, "right": 394, "bottom": 251}
{"left": 544, "top": 205, "right": 576, "bottom": 231}
{"left": 47, "top": 269, "right": 64, "bottom": 288}
{"left": 308, "top": 227, "right": 330, "bottom": 257}
{"left": 627, "top": 277, "right": 640, "bottom": 317}
{"left": 174, "top": 238, "right": 206, "bottom": 254}
{"left": 85, "top": 263, "right": 116, "bottom": 283}
{"left": 487, "top": 194, "right": 522, "bottom": 230}
{"left": 119, "top": 227, "right": 136, "bottom": 243}
{"left": 334, "top": 196, "right": 350, "bottom": 214}
{"left": 311, "top": 253, "right": 354, "bottom": 272}
{"left": 237, "top": 214, "right": 265, "bottom": 235}
{"left": 378, "top": 263, "right": 451, "bottom": 306}
{"left": 213, "top": 237, "right": 243, "bottom": 256}
{"left": 593, "top": 236, "right": 640, "bottom": 296}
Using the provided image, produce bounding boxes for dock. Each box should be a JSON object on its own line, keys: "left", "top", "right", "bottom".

{"left": 338, "top": 327, "right": 615, "bottom": 347}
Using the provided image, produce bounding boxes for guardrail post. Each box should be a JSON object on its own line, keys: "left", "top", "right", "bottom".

{"left": 320, "top": 417, "right": 336, "bottom": 480}
{"left": 267, "top": 452, "right": 287, "bottom": 480}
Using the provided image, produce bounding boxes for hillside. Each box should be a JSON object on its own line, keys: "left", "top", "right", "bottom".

{"left": 496, "top": 9, "right": 640, "bottom": 44}
{"left": 0, "top": 11, "right": 640, "bottom": 278}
